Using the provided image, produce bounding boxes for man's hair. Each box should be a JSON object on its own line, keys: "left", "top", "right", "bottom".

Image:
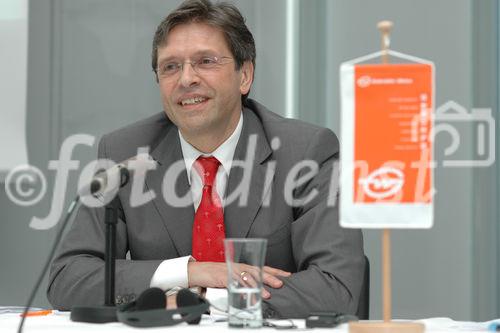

{"left": 152, "top": 0, "right": 256, "bottom": 102}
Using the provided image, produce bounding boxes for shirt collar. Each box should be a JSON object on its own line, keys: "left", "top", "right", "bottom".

{"left": 179, "top": 111, "right": 243, "bottom": 184}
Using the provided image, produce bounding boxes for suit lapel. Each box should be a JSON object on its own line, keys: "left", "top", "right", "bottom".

{"left": 224, "top": 109, "right": 273, "bottom": 238}
{"left": 147, "top": 127, "right": 194, "bottom": 257}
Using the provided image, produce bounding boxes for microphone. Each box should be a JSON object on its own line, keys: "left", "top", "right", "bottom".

{"left": 19, "top": 151, "right": 156, "bottom": 331}
{"left": 71, "top": 152, "right": 156, "bottom": 325}
{"left": 88, "top": 164, "right": 130, "bottom": 197}
{"left": 79, "top": 153, "right": 156, "bottom": 198}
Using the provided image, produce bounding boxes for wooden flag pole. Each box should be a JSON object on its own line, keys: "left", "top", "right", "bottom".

{"left": 378, "top": 20, "right": 393, "bottom": 324}
{"left": 349, "top": 21, "right": 425, "bottom": 333}
{"left": 382, "top": 229, "right": 392, "bottom": 322}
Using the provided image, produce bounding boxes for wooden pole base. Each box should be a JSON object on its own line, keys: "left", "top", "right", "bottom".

{"left": 349, "top": 321, "right": 425, "bottom": 333}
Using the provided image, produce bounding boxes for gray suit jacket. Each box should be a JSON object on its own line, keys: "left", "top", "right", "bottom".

{"left": 47, "top": 99, "right": 364, "bottom": 318}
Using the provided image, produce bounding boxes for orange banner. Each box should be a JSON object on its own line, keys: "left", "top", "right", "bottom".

{"left": 353, "top": 64, "right": 433, "bottom": 203}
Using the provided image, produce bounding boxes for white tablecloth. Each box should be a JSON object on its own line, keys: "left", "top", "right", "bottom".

{"left": 2, "top": 312, "right": 309, "bottom": 333}
{"left": 1, "top": 311, "right": 499, "bottom": 333}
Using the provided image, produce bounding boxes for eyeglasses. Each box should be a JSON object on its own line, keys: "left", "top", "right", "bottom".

{"left": 156, "top": 56, "right": 233, "bottom": 79}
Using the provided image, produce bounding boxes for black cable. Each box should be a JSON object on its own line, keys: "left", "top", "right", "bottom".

{"left": 17, "top": 196, "right": 81, "bottom": 333}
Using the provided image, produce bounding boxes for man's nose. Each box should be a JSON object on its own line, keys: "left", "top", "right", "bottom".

{"left": 179, "top": 62, "right": 200, "bottom": 87}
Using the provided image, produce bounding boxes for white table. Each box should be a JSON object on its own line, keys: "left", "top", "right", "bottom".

{"left": 1, "top": 312, "right": 498, "bottom": 333}
{"left": 2, "top": 312, "right": 308, "bottom": 333}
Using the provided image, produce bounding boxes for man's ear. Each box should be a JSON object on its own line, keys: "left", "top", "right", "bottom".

{"left": 239, "top": 61, "right": 254, "bottom": 95}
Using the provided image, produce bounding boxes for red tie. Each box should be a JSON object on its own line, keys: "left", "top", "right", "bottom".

{"left": 191, "top": 156, "right": 226, "bottom": 262}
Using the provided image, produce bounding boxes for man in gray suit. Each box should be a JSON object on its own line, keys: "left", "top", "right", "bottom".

{"left": 47, "top": 0, "right": 364, "bottom": 318}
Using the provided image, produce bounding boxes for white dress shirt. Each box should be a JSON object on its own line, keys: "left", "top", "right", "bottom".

{"left": 150, "top": 111, "right": 243, "bottom": 307}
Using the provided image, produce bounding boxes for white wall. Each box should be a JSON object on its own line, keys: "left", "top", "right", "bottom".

{"left": 0, "top": 0, "right": 29, "bottom": 179}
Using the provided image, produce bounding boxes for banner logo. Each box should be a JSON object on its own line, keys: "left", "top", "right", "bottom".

{"left": 358, "top": 166, "right": 404, "bottom": 200}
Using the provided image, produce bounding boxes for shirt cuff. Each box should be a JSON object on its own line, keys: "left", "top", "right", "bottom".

{"left": 205, "top": 287, "right": 228, "bottom": 314}
{"left": 150, "top": 255, "right": 192, "bottom": 290}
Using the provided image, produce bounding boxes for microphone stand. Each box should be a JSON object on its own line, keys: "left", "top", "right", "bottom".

{"left": 104, "top": 196, "right": 118, "bottom": 306}
{"left": 70, "top": 195, "right": 120, "bottom": 323}
{"left": 18, "top": 166, "right": 130, "bottom": 332}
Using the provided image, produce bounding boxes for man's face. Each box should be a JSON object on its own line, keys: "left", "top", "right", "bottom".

{"left": 156, "top": 22, "right": 253, "bottom": 142}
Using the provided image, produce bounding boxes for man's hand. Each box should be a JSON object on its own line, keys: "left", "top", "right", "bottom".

{"left": 187, "top": 262, "right": 291, "bottom": 299}
{"left": 166, "top": 294, "right": 177, "bottom": 309}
